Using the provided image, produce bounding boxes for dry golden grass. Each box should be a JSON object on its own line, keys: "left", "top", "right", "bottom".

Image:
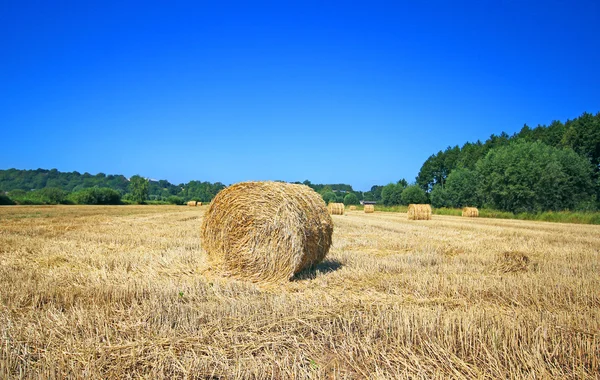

{"left": 1, "top": 206, "right": 599, "bottom": 379}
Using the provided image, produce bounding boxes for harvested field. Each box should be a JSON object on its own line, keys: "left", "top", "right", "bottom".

{"left": 1, "top": 205, "right": 599, "bottom": 378}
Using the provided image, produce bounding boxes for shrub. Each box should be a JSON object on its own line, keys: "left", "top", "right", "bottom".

{"left": 70, "top": 187, "right": 121, "bottom": 205}
{"left": 401, "top": 185, "right": 428, "bottom": 205}
{"left": 343, "top": 193, "right": 359, "bottom": 206}
{"left": 0, "top": 194, "right": 15, "bottom": 205}
{"left": 166, "top": 196, "right": 184, "bottom": 205}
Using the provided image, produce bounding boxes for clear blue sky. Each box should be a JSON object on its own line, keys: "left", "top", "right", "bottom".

{"left": 1, "top": 1, "right": 599, "bottom": 190}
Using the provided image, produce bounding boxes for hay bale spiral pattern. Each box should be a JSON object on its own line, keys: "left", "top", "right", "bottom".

{"left": 407, "top": 204, "right": 432, "bottom": 220}
{"left": 201, "top": 181, "right": 333, "bottom": 282}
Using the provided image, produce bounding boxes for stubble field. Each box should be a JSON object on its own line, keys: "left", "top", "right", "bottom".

{"left": 0, "top": 205, "right": 598, "bottom": 379}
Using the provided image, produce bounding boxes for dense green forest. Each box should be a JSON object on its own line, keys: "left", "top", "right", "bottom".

{"left": 1, "top": 112, "right": 598, "bottom": 211}
{"left": 416, "top": 111, "right": 599, "bottom": 212}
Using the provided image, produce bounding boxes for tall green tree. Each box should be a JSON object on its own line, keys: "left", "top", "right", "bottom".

{"left": 343, "top": 193, "right": 359, "bottom": 205}
{"left": 430, "top": 184, "right": 451, "bottom": 208}
{"left": 401, "top": 185, "right": 428, "bottom": 205}
{"left": 129, "top": 175, "right": 149, "bottom": 204}
{"left": 444, "top": 168, "right": 480, "bottom": 207}
{"left": 381, "top": 183, "right": 403, "bottom": 205}
{"left": 322, "top": 191, "right": 337, "bottom": 204}
{"left": 476, "top": 141, "right": 594, "bottom": 212}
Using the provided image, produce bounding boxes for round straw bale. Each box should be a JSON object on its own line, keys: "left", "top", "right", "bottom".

{"left": 187, "top": 201, "right": 197, "bottom": 206}
{"left": 462, "top": 207, "right": 479, "bottom": 217}
{"left": 201, "top": 181, "right": 333, "bottom": 282}
{"left": 349, "top": 205, "right": 357, "bottom": 211}
{"left": 407, "top": 204, "right": 432, "bottom": 220}
{"left": 364, "top": 204, "right": 374, "bottom": 213}
{"left": 328, "top": 202, "right": 345, "bottom": 215}
{"left": 197, "top": 201, "right": 203, "bottom": 206}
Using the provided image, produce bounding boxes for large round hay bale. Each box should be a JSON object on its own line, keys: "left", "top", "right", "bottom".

{"left": 201, "top": 181, "right": 333, "bottom": 282}
{"left": 328, "top": 202, "right": 344, "bottom": 215}
{"left": 349, "top": 205, "right": 357, "bottom": 211}
{"left": 407, "top": 204, "right": 432, "bottom": 220}
{"left": 187, "top": 201, "right": 197, "bottom": 207}
{"left": 462, "top": 207, "right": 479, "bottom": 217}
{"left": 364, "top": 204, "right": 374, "bottom": 213}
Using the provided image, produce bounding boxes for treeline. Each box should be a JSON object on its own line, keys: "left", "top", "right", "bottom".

{"left": 413, "top": 111, "right": 599, "bottom": 212}
{"left": 1, "top": 112, "right": 598, "bottom": 211}
{"left": 0, "top": 169, "right": 225, "bottom": 205}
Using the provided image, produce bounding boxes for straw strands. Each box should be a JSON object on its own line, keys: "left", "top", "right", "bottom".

{"left": 407, "top": 204, "right": 432, "bottom": 220}
{"left": 328, "top": 203, "right": 345, "bottom": 215}
{"left": 201, "top": 181, "right": 333, "bottom": 282}
{"left": 462, "top": 207, "right": 479, "bottom": 217}
{"left": 364, "top": 204, "right": 375, "bottom": 213}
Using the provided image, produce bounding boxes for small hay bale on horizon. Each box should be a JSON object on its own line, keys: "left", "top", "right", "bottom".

{"left": 407, "top": 204, "right": 432, "bottom": 220}
{"left": 187, "top": 201, "right": 197, "bottom": 207}
{"left": 201, "top": 181, "right": 333, "bottom": 282}
{"left": 197, "top": 201, "right": 203, "bottom": 206}
{"left": 328, "top": 202, "right": 345, "bottom": 215}
{"left": 364, "top": 204, "right": 374, "bottom": 213}
{"left": 349, "top": 205, "right": 357, "bottom": 211}
{"left": 462, "top": 207, "right": 479, "bottom": 217}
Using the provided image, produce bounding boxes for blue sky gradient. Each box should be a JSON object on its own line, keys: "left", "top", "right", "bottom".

{"left": 1, "top": 1, "right": 599, "bottom": 190}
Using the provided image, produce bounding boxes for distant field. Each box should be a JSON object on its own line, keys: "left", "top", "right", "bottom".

{"left": 1, "top": 206, "right": 598, "bottom": 378}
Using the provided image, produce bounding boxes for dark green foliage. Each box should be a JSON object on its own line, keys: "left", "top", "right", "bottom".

{"left": 37, "top": 187, "right": 69, "bottom": 204}
{"left": 69, "top": 187, "right": 122, "bottom": 205}
{"left": 430, "top": 185, "right": 451, "bottom": 208}
{"left": 381, "top": 182, "right": 405, "bottom": 206}
{"left": 444, "top": 168, "right": 480, "bottom": 207}
{"left": 129, "top": 175, "right": 149, "bottom": 204}
{"left": 180, "top": 181, "right": 226, "bottom": 203}
{"left": 0, "top": 194, "right": 15, "bottom": 205}
{"left": 7, "top": 187, "right": 69, "bottom": 205}
{"left": 363, "top": 185, "right": 383, "bottom": 202}
{"left": 416, "top": 145, "right": 463, "bottom": 192}
{"left": 416, "top": 111, "right": 600, "bottom": 211}
{"left": 401, "top": 185, "right": 428, "bottom": 205}
{"left": 321, "top": 191, "right": 337, "bottom": 204}
{"left": 476, "top": 141, "right": 594, "bottom": 212}
{"left": 166, "top": 196, "right": 184, "bottom": 205}
{"left": 303, "top": 182, "right": 354, "bottom": 193}
{"left": 343, "top": 193, "right": 359, "bottom": 205}
{"left": 561, "top": 112, "right": 600, "bottom": 172}
{"left": 0, "top": 168, "right": 129, "bottom": 193}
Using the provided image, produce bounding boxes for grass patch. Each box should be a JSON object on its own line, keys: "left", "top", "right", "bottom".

{"left": 368, "top": 205, "right": 600, "bottom": 225}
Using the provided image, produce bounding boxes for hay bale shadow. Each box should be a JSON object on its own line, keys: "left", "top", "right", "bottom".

{"left": 292, "top": 259, "right": 343, "bottom": 281}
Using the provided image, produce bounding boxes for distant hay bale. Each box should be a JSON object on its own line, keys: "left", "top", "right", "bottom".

{"left": 197, "top": 201, "right": 203, "bottom": 206}
{"left": 187, "top": 201, "right": 197, "bottom": 207}
{"left": 407, "top": 204, "right": 432, "bottom": 220}
{"left": 328, "top": 203, "right": 345, "bottom": 215}
{"left": 462, "top": 207, "right": 479, "bottom": 217}
{"left": 201, "top": 181, "right": 333, "bottom": 282}
{"left": 364, "top": 204, "right": 374, "bottom": 213}
{"left": 349, "top": 205, "right": 357, "bottom": 211}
